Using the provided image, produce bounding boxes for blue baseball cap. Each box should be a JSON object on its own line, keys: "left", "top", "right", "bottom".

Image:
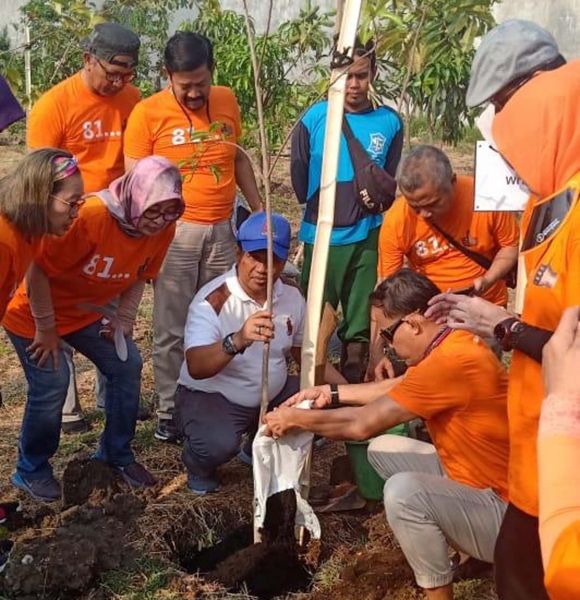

{"left": 237, "top": 212, "right": 291, "bottom": 261}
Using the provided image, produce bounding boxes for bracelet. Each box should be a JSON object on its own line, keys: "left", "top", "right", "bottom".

{"left": 330, "top": 383, "right": 340, "bottom": 407}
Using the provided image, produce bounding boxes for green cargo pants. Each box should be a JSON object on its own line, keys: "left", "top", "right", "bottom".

{"left": 301, "top": 227, "right": 379, "bottom": 344}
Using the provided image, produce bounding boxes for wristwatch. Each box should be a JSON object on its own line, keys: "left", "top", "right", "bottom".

{"left": 329, "top": 383, "right": 340, "bottom": 408}
{"left": 493, "top": 317, "right": 525, "bottom": 352}
{"left": 222, "top": 332, "right": 245, "bottom": 356}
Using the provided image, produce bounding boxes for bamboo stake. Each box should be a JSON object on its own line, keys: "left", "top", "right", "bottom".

{"left": 24, "top": 26, "right": 32, "bottom": 112}
{"left": 300, "top": 0, "right": 362, "bottom": 392}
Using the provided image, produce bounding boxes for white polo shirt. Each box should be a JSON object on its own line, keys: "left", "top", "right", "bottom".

{"left": 178, "top": 267, "right": 305, "bottom": 407}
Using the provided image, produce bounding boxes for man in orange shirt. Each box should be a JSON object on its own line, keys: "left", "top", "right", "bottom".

{"left": 124, "top": 32, "right": 262, "bottom": 442}
{"left": 427, "top": 19, "right": 580, "bottom": 600}
{"left": 265, "top": 269, "right": 510, "bottom": 600}
{"left": 371, "top": 145, "right": 518, "bottom": 378}
{"left": 27, "top": 22, "right": 141, "bottom": 433}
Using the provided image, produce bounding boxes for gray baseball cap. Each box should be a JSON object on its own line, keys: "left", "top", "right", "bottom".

{"left": 466, "top": 19, "right": 560, "bottom": 107}
{"left": 81, "top": 23, "right": 140, "bottom": 67}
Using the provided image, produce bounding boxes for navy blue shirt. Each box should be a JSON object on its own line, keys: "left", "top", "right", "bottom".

{"left": 291, "top": 101, "right": 403, "bottom": 246}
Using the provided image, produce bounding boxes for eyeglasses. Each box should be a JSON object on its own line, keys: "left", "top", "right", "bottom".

{"left": 141, "top": 206, "right": 183, "bottom": 223}
{"left": 51, "top": 194, "right": 86, "bottom": 211}
{"left": 95, "top": 57, "right": 135, "bottom": 83}
{"left": 379, "top": 309, "right": 424, "bottom": 344}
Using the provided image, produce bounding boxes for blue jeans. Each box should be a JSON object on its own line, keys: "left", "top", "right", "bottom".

{"left": 7, "top": 320, "right": 143, "bottom": 480}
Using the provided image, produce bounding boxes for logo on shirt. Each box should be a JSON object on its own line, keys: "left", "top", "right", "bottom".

{"left": 366, "top": 132, "right": 387, "bottom": 159}
{"left": 533, "top": 263, "right": 558, "bottom": 288}
{"left": 286, "top": 317, "right": 293, "bottom": 336}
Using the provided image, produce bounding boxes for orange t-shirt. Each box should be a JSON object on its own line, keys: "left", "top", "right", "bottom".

{"left": 0, "top": 215, "right": 39, "bottom": 320}
{"left": 27, "top": 72, "right": 140, "bottom": 193}
{"left": 389, "top": 329, "right": 510, "bottom": 500}
{"left": 2, "top": 197, "right": 174, "bottom": 338}
{"left": 492, "top": 61, "right": 580, "bottom": 517}
{"left": 123, "top": 86, "right": 242, "bottom": 224}
{"left": 378, "top": 176, "right": 518, "bottom": 306}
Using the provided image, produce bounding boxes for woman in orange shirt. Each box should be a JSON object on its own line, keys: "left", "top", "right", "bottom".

{"left": 3, "top": 156, "right": 184, "bottom": 502}
{"left": 0, "top": 149, "right": 83, "bottom": 321}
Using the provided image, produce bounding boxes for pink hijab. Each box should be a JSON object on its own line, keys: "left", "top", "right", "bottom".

{"left": 97, "top": 156, "right": 184, "bottom": 237}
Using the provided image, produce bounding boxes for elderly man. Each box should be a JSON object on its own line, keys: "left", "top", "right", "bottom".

{"left": 370, "top": 145, "right": 519, "bottom": 378}
{"left": 428, "top": 20, "right": 580, "bottom": 600}
{"left": 27, "top": 22, "right": 141, "bottom": 433}
{"left": 124, "top": 31, "right": 263, "bottom": 443}
{"left": 265, "top": 269, "right": 509, "bottom": 600}
{"left": 175, "top": 212, "right": 344, "bottom": 495}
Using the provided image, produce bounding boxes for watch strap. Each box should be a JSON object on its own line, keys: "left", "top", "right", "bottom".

{"left": 329, "top": 383, "right": 340, "bottom": 407}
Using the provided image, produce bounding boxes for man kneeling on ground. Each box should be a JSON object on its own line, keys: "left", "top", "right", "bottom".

{"left": 265, "top": 269, "right": 509, "bottom": 600}
{"left": 175, "top": 212, "right": 345, "bottom": 494}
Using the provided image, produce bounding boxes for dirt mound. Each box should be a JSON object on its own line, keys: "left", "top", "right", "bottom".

{"left": 3, "top": 493, "right": 144, "bottom": 598}
{"left": 62, "top": 456, "right": 120, "bottom": 507}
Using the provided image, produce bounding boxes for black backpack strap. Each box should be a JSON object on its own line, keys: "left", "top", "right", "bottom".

{"left": 428, "top": 221, "right": 492, "bottom": 271}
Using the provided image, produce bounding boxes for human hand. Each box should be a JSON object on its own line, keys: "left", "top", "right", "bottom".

{"left": 282, "top": 385, "right": 331, "bottom": 409}
{"left": 373, "top": 356, "right": 396, "bottom": 381}
{"left": 425, "top": 293, "right": 509, "bottom": 338}
{"left": 263, "top": 405, "right": 297, "bottom": 439}
{"left": 99, "top": 318, "right": 132, "bottom": 342}
{"left": 27, "top": 327, "right": 62, "bottom": 368}
{"left": 235, "top": 310, "right": 275, "bottom": 349}
{"left": 473, "top": 275, "right": 492, "bottom": 296}
{"left": 542, "top": 306, "right": 580, "bottom": 398}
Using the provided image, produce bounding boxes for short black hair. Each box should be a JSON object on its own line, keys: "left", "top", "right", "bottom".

{"left": 164, "top": 31, "right": 214, "bottom": 73}
{"left": 370, "top": 269, "right": 441, "bottom": 317}
{"left": 332, "top": 35, "right": 376, "bottom": 73}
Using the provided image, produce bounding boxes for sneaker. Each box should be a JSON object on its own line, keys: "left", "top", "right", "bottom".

{"left": 115, "top": 462, "right": 157, "bottom": 488}
{"left": 0, "top": 539, "right": 14, "bottom": 574}
{"left": 154, "top": 418, "right": 180, "bottom": 444}
{"left": 0, "top": 501, "right": 21, "bottom": 525}
{"left": 187, "top": 473, "right": 219, "bottom": 495}
{"left": 237, "top": 447, "right": 253, "bottom": 466}
{"left": 11, "top": 473, "right": 61, "bottom": 502}
{"left": 61, "top": 418, "right": 89, "bottom": 435}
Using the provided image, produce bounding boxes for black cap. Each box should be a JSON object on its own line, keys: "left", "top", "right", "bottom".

{"left": 81, "top": 22, "right": 140, "bottom": 68}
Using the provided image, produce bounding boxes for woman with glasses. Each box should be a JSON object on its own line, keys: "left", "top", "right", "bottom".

{"left": 3, "top": 156, "right": 184, "bottom": 502}
{"left": 0, "top": 149, "right": 83, "bottom": 321}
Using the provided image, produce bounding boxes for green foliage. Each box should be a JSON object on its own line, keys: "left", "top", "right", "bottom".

{"left": 181, "top": 0, "right": 334, "bottom": 149}
{"left": 361, "top": 0, "right": 498, "bottom": 145}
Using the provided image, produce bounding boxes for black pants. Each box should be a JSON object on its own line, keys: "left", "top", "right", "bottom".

{"left": 494, "top": 503, "right": 549, "bottom": 600}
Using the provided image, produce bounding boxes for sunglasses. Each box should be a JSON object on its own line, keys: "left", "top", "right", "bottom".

{"left": 95, "top": 58, "right": 135, "bottom": 83}
{"left": 379, "top": 308, "right": 424, "bottom": 344}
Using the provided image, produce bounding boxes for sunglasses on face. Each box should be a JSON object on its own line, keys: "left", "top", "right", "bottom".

{"left": 95, "top": 57, "right": 135, "bottom": 83}
{"left": 379, "top": 308, "right": 425, "bottom": 344}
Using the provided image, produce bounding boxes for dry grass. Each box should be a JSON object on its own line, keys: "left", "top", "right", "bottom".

{"left": 0, "top": 143, "right": 497, "bottom": 599}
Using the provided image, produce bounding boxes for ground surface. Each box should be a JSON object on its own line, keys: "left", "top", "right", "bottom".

{"left": 0, "top": 143, "right": 498, "bottom": 599}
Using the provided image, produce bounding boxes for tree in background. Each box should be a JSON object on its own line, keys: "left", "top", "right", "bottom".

{"left": 361, "top": 0, "right": 497, "bottom": 144}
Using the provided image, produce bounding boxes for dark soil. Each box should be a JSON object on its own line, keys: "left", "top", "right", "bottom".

{"left": 62, "top": 456, "right": 120, "bottom": 507}
{"left": 1, "top": 457, "right": 143, "bottom": 599}
{"left": 181, "top": 489, "right": 313, "bottom": 599}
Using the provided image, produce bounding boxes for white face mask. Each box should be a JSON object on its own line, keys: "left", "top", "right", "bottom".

{"left": 475, "top": 104, "right": 497, "bottom": 147}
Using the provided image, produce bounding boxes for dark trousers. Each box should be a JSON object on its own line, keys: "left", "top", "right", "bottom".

{"left": 494, "top": 503, "right": 549, "bottom": 600}
{"left": 175, "top": 376, "right": 300, "bottom": 478}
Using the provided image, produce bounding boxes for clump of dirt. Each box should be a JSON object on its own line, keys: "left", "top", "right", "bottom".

{"left": 3, "top": 493, "right": 144, "bottom": 598}
{"left": 62, "top": 456, "right": 120, "bottom": 507}
{"left": 182, "top": 489, "right": 313, "bottom": 599}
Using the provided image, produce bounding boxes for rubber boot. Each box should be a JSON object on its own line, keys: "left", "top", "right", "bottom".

{"left": 340, "top": 341, "right": 369, "bottom": 384}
